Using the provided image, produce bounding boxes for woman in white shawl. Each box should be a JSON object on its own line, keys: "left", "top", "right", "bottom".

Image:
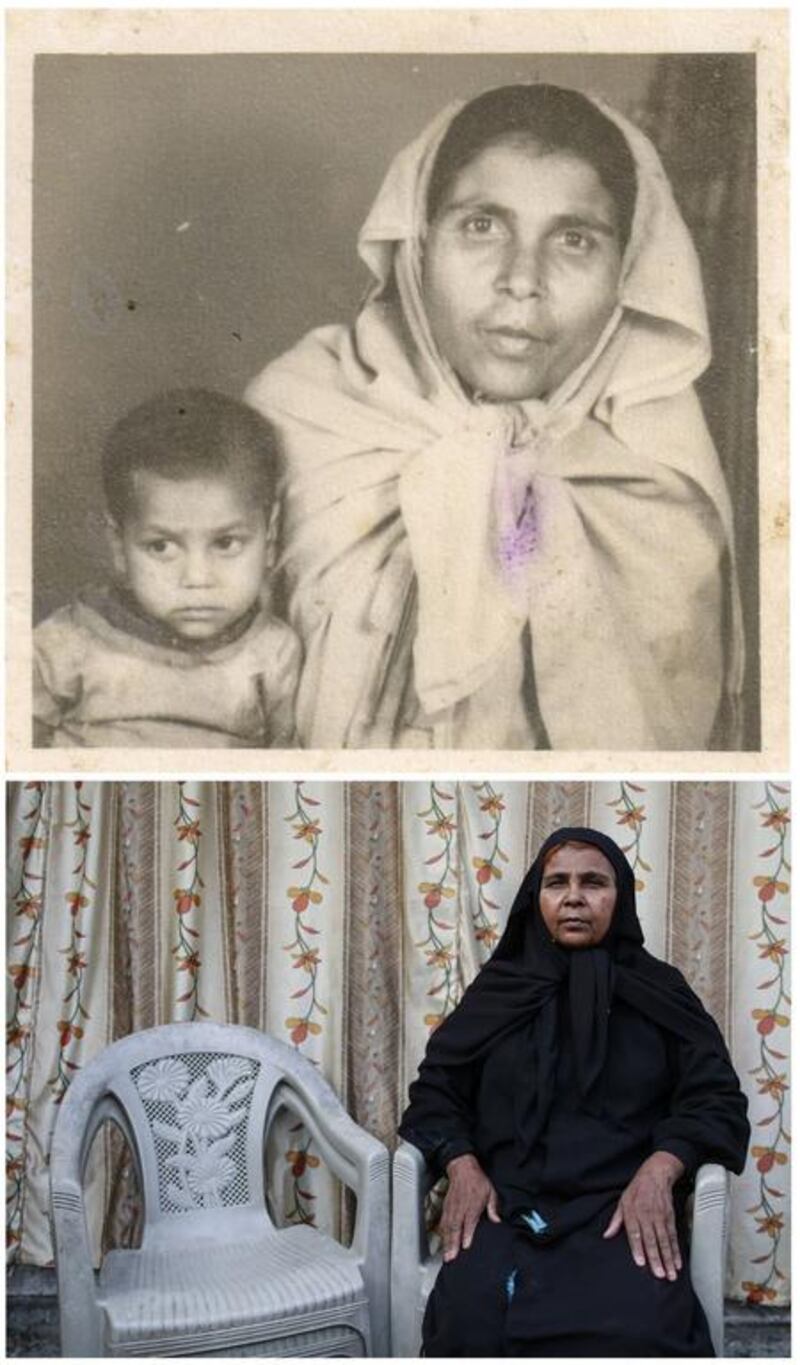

{"left": 247, "top": 83, "right": 743, "bottom": 751}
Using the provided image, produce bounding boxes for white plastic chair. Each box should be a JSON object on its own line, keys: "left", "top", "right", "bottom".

{"left": 391, "top": 1141, "right": 729, "bottom": 1357}
{"left": 49, "top": 1023, "right": 390, "bottom": 1357}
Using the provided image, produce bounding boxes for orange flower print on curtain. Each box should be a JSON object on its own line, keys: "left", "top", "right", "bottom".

{"left": 282, "top": 782, "right": 329, "bottom": 1226}
{"left": 470, "top": 782, "right": 505, "bottom": 955}
{"left": 607, "top": 781, "right": 650, "bottom": 892}
{"left": 742, "top": 782, "right": 791, "bottom": 1305}
{"left": 49, "top": 783, "right": 95, "bottom": 1102}
{"left": 6, "top": 783, "right": 49, "bottom": 1259}
{"left": 172, "top": 782, "right": 207, "bottom": 1020}
{"left": 415, "top": 783, "right": 459, "bottom": 1031}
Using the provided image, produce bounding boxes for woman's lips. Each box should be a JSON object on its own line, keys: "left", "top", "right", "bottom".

{"left": 481, "top": 326, "right": 549, "bottom": 360}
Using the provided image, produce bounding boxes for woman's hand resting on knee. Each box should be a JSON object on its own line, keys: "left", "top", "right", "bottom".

{"left": 441, "top": 1153, "right": 501, "bottom": 1262}
{"left": 603, "top": 1150, "right": 686, "bottom": 1281}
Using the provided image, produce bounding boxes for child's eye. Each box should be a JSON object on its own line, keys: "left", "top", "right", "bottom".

{"left": 214, "top": 534, "right": 245, "bottom": 554}
{"left": 144, "top": 538, "right": 178, "bottom": 560}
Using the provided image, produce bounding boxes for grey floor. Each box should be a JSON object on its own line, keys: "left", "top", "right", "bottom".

{"left": 6, "top": 1266, "right": 791, "bottom": 1357}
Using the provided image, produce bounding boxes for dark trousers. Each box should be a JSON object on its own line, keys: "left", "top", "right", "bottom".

{"left": 422, "top": 1216, "right": 714, "bottom": 1357}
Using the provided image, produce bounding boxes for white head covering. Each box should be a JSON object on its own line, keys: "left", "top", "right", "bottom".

{"left": 358, "top": 91, "right": 712, "bottom": 414}
{"left": 247, "top": 84, "right": 743, "bottom": 750}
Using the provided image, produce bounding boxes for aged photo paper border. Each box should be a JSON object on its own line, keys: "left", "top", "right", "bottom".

{"left": 6, "top": 6, "right": 789, "bottom": 775}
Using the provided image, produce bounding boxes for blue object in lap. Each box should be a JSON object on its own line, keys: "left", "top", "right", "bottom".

{"left": 522, "top": 1209, "right": 548, "bottom": 1235}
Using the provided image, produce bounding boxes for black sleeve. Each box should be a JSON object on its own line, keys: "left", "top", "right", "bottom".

{"left": 654, "top": 1023, "right": 750, "bottom": 1177}
{"left": 398, "top": 1055, "right": 481, "bottom": 1177}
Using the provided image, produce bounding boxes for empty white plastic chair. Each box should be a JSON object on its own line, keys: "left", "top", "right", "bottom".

{"left": 50, "top": 1023, "right": 390, "bottom": 1357}
{"left": 391, "top": 1140, "right": 729, "bottom": 1357}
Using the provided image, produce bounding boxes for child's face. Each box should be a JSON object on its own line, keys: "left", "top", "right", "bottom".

{"left": 422, "top": 140, "right": 623, "bottom": 402}
{"left": 113, "top": 472, "right": 272, "bottom": 641}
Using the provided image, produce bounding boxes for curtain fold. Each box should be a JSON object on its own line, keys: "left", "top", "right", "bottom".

{"left": 6, "top": 780, "right": 790, "bottom": 1304}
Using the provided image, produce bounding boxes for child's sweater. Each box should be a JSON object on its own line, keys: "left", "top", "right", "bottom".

{"left": 33, "top": 587, "right": 301, "bottom": 748}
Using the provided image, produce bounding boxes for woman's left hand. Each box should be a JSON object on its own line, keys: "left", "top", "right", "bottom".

{"left": 603, "top": 1150, "right": 686, "bottom": 1280}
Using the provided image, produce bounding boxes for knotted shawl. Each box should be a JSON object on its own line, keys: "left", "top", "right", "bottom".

{"left": 247, "top": 88, "right": 744, "bottom": 750}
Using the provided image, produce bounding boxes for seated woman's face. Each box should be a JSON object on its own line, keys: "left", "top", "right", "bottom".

{"left": 422, "top": 138, "right": 624, "bottom": 403}
{"left": 539, "top": 843, "right": 617, "bottom": 948}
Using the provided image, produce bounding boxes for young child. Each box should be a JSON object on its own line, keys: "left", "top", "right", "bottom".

{"left": 34, "top": 388, "right": 301, "bottom": 747}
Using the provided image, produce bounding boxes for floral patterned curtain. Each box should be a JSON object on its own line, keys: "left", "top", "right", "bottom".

{"left": 6, "top": 780, "right": 790, "bottom": 1306}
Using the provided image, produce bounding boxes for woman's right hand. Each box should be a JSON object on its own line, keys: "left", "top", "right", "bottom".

{"left": 441, "top": 1153, "right": 501, "bottom": 1261}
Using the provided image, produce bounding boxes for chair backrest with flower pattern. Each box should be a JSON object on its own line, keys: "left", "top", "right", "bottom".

{"left": 131, "top": 1047, "right": 269, "bottom": 1229}
{"left": 64, "top": 1023, "right": 321, "bottom": 1249}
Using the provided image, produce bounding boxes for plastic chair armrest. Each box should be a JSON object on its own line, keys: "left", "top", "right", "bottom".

{"left": 391, "top": 1140, "right": 442, "bottom": 1357}
{"left": 50, "top": 1083, "right": 135, "bottom": 1356}
{"left": 50, "top": 1175, "right": 104, "bottom": 1356}
{"left": 690, "top": 1162, "right": 729, "bottom": 1358}
{"left": 267, "top": 1077, "right": 391, "bottom": 1354}
{"left": 392, "top": 1139, "right": 436, "bottom": 1266}
{"left": 267, "top": 1076, "right": 388, "bottom": 1205}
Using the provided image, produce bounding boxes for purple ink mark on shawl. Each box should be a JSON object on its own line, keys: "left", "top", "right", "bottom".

{"left": 496, "top": 480, "right": 539, "bottom": 578}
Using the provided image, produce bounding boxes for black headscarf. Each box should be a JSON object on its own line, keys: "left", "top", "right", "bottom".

{"left": 402, "top": 827, "right": 741, "bottom": 1167}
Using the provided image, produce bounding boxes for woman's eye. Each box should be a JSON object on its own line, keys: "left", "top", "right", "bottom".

{"left": 462, "top": 213, "right": 503, "bottom": 238}
{"left": 558, "top": 228, "right": 594, "bottom": 253}
{"left": 145, "top": 538, "right": 176, "bottom": 559}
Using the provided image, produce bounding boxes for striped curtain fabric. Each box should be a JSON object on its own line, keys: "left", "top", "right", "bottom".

{"left": 6, "top": 779, "right": 790, "bottom": 1305}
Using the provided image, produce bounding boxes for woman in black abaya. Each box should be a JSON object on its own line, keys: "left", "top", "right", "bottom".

{"left": 399, "top": 828, "right": 750, "bottom": 1357}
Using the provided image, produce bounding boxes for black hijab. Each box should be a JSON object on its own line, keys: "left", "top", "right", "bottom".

{"left": 402, "top": 827, "right": 735, "bottom": 1166}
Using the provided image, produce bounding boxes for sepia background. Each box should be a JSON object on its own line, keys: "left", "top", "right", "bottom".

{"left": 32, "top": 52, "right": 759, "bottom": 744}
{"left": 7, "top": 779, "right": 790, "bottom": 1306}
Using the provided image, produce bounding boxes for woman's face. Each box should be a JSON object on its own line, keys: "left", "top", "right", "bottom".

{"left": 539, "top": 843, "right": 617, "bottom": 948}
{"left": 422, "top": 138, "right": 624, "bottom": 402}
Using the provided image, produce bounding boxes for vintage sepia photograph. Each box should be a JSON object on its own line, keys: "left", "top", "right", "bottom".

{"left": 6, "top": 10, "right": 788, "bottom": 770}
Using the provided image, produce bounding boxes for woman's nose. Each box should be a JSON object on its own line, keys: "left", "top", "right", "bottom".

{"left": 564, "top": 878, "right": 586, "bottom": 903}
{"left": 497, "top": 241, "right": 546, "bottom": 300}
